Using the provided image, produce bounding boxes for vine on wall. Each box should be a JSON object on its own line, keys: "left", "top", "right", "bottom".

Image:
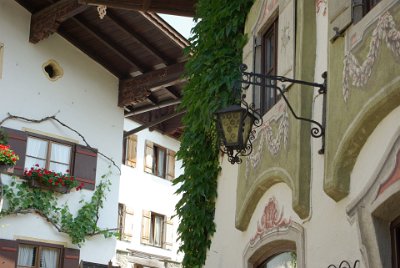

{"left": 1, "top": 173, "right": 118, "bottom": 245}
{"left": 174, "top": 0, "right": 254, "bottom": 267}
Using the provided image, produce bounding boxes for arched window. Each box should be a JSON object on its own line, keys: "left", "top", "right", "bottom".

{"left": 257, "top": 252, "right": 297, "bottom": 268}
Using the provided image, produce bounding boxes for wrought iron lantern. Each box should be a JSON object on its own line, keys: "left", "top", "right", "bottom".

{"left": 215, "top": 64, "right": 327, "bottom": 165}
{"left": 215, "top": 103, "right": 260, "bottom": 164}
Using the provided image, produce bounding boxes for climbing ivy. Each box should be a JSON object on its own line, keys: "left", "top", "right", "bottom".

{"left": 174, "top": 0, "right": 254, "bottom": 267}
{"left": 1, "top": 170, "right": 118, "bottom": 246}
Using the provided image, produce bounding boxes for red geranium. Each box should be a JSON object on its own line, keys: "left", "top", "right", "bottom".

{"left": 23, "top": 165, "right": 84, "bottom": 191}
{"left": 0, "top": 144, "right": 19, "bottom": 166}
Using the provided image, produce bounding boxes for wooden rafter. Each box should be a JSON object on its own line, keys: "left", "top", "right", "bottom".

{"left": 119, "top": 62, "right": 186, "bottom": 107}
{"left": 106, "top": 11, "right": 172, "bottom": 65}
{"left": 78, "top": 0, "right": 196, "bottom": 17}
{"left": 30, "top": 0, "right": 87, "bottom": 43}
{"left": 72, "top": 17, "right": 149, "bottom": 74}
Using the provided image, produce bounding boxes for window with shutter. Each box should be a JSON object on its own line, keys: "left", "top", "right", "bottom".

{"left": 1, "top": 127, "right": 98, "bottom": 191}
{"left": 141, "top": 211, "right": 170, "bottom": 248}
{"left": 118, "top": 203, "right": 126, "bottom": 241}
{"left": 144, "top": 140, "right": 175, "bottom": 180}
{"left": 123, "top": 134, "right": 137, "bottom": 168}
{"left": 352, "top": 0, "right": 382, "bottom": 24}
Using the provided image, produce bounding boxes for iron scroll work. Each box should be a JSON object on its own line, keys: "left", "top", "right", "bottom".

{"left": 237, "top": 64, "right": 328, "bottom": 154}
{"left": 327, "top": 260, "right": 360, "bottom": 268}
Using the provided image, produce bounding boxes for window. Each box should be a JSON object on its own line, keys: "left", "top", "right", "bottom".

{"left": 257, "top": 252, "right": 297, "bottom": 268}
{"left": 255, "top": 18, "right": 279, "bottom": 116}
{"left": 391, "top": 216, "right": 400, "bottom": 268}
{"left": 352, "top": 0, "right": 382, "bottom": 23}
{"left": 123, "top": 134, "right": 137, "bottom": 168}
{"left": 25, "top": 137, "right": 72, "bottom": 174}
{"left": 144, "top": 141, "right": 176, "bottom": 180}
{"left": 0, "top": 239, "right": 79, "bottom": 268}
{"left": 17, "top": 243, "right": 61, "bottom": 268}
{"left": 118, "top": 203, "right": 134, "bottom": 241}
{"left": 141, "top": 211, "right": 173, "bottom": 249}
{"left": 2, "top": 127, "right": 98, "bottom": 190}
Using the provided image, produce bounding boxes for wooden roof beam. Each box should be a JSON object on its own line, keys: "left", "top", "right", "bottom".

{"left": 78, "top": 0, "right": 196, "bottom": 17}
{"left": 119, "top": 62, "right": 186, "bottom": 107}
{"left": 106, "top": 11, "right": 172, "bottom": 65}
{"left": 72, "top": 17, "right": 148, "bottom": 74}
{"left": 30, "top": 0, "right": 87, "bottom": 43}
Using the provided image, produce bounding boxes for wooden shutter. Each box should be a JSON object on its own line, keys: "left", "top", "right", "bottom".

{"left": 123, "top": 206, "right": 134, "bottom": 241}
{"left": 163, "top": 217, "right": 174, "bottom": 250}
{"left": 118, "top": 203, "right": 126, "bottom": 240}
{"left": 328, "top": 0, "right": 352, "bottom": 41}
{"left": 125, "top": 135, "right": 137, "bottom": 168}
{"left": 0, "top": 239, "right": 18, "bottom": 268}
{"left": 73, "top": 145, "right": 97, "bottom": 190}
{"left": 1, "top": 127, "right": 27, "bottom": 176}
{"left": 141, "top": 210, "right": 151, "bottom": 244}
{"left": 63, "top": 247, "right": 80, "bottom": 268}
{"left": 166, "top": 150, "right": 176, "bottom": 181}
{"left": 144, "top": 141, "right": 154, "bottom": 174}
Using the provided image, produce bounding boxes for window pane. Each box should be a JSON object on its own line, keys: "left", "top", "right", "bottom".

{"left": 157, "top": 149, "right": 165, "bottom": 177}
{"left": 40, "top": 247, "right": 59, "bottom": 268}
{"left": 49, "top": 162, "right": 69, "bottom": 174}
{"left": 17, "top": 245, "right": 36, "bottom": 267}
{"left": 153, "top": 215, "right": 163, "bottom": 247}
{"left": 258, "top": 252, "right": 297, "bottom": 268}
{"left": 26, "top": 138, "right": 48, "bottom": 159}
{"left": 25, "top": 156, "right": 46, "bottom": 170}
{"left": 50, "top": 143, "right": 71, "bottom": 164}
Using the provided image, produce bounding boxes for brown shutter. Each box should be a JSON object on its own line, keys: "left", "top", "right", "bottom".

{"left": 63, "top": 247, "right": 80, "bottom": 268}
{"left": 73, "top": 145, "right": 97, "bottom": 190}
{"left": 141, "top": 210, "right": 151, "bottom": 244}
{"left": 163, "top": 217, "right": 173, "bottom": 250}
{"left": 1, "top": 127, "right": 27, "bottom": 176}
{"left": 126, "top": 135, "right": 137, "bottom": 168}
{"left": 166, "top": 150, "right": 176, "bottom": 181}
{"left": 123, "top": 207, "right": 134, "bottom": 241}
{"left": 328, "top": 0, "right": 352, "bottom": 41}
{"left": 118, "top": 203, "right": 126, "bottom": 240}
{"left": 144, "top": 141, "right": 154, "bottom": 174}
{"left": 0, "top": 239, "right": 18, "bottom": 268}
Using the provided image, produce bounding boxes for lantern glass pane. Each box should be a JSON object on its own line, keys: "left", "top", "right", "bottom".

{"left": 219, "top": 110, "right": 242, "bottom": 145}
{"left": 242, "top": 113, "right": 255, "bottom": 146}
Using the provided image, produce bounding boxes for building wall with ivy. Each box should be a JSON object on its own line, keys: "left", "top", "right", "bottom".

{"left": 0, "top": 0, "right": 122, "bottom": 265}
{"left": 204, "top": 0, "right": 400, "bottom": 267}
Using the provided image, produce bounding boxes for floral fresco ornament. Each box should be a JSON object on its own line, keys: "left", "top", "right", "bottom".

{"left": 250, "top": 196, "right": 291, "bottom": 246}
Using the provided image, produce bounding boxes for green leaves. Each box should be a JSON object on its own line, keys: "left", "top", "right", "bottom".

{"left": 175, "top": 0, "right": 254, "bottom": 267}
{"left": 1, "top": 175, "right": 116, "bottom": 246}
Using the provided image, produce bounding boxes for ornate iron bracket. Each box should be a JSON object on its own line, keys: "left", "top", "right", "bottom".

{"left": 237, "top": 64, "right": 328, "bottom": 154}
{"left": 327, "top": 260, "right": 360, "bottom": 268}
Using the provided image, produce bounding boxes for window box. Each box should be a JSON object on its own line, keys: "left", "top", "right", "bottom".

{"left": 27, "top": 176, "right": 70, "bottom": 194}
{"left": 0, "top": 164, "right": 13, "bottom": 173}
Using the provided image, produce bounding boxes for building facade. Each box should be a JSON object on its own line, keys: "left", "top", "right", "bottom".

{"left": 116, "top": 119, "right": 183, "bottom": 268}
{"left": 0, "top": 0, "right": 122, "bottom": 266}
{"left": 205, "top": 0, "right": 400, "bottom": 267}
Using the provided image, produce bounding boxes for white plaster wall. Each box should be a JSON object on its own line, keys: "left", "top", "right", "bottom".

{"left": 116, "top": 119, "right": 183, "bottom": 263}
{"left": 0, "top": 0, "right": 123, "bottom": 264}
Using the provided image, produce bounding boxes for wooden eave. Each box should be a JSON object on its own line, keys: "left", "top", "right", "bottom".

{"left": 15, "top": 0, "right": 195, "bottom": 139}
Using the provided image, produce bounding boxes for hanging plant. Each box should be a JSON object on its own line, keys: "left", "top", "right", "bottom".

{"left": 174, "top": 0, "right": 254, "bottom": 267}
{"left": 0, "top": 144, "right": 19, "bottom": 171}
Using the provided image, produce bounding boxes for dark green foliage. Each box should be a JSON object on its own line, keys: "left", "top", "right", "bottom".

{"left": 1, "top": 172, "right": 117, "bottom": 246}
{"left": 174, "top": 0, "right": 254, "bottom": 267}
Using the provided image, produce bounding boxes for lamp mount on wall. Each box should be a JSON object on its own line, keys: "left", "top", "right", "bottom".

{"left": 215, "top": 64, "right": 327, "bottom": 164}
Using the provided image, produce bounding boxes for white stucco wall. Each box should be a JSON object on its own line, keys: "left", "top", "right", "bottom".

{"left": 0, "top": 0, "right": 123, "bottom": 264}
{"left": 116, "top": 119, "right": 183, "bottom": 264}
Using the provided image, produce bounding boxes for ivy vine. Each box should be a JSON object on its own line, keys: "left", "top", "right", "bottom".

{"left": 174, "top": 0, "right": 254, "bottom": 267}
{"left": 1, "top": 170, "right": 118, "bottom": 246}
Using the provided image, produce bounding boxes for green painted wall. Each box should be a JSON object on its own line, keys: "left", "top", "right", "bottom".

{"left": 324, "top": 3, "right": 400, "bottom": 200}
{"left": 235, "top": 0, "right": 316, "bottom": 231}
